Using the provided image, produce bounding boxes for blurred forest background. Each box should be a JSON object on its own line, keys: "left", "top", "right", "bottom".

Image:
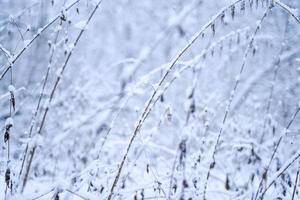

{"left": 0, "top": 0, "right": 300, "bottom": 199}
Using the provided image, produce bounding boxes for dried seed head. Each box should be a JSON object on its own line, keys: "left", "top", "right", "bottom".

{"left": 241, "top": 0, "right": 246, "bottom": 13}
{"left": 100, "top": 186, "right": 104, "bottom": 193}
{"left": 256, "top": 0, "right": 259, "bottom": 8}
{"left": 220, "top": 11, "right": 225, "bottom": 24}
{"left": 4, "top": 130, "right": 9, "bottom": 143}
{"left": 249, "top": 0, "right": 254, "bottom": 9}
{"left": 187, "top": 87, "right": 194, "bottom": 99}
{"left": 141, "top": 189, "right": 145, "bottom": 200}
{"left": 211, "top": 23, "right": 215, "bottom": 36}
{"left": 54, "top": 192, "right": 60, "bottom": 200}
{"left": 5, "top": 168, "right": 10, "bottom": 187}
{"left": 179, "top": 140, "right": 187, "bottom": 167}
{"left": 189, "top": 100, "right": 196, "bottom": 114}
{"left": 182, "top": 179, "right": 189, "bottom": 188}
{"left": 270, "top": 0, "right": 275, "bottom": 7}
{"left": 231, "top": 5, "right": 235, "bottom": 19}
{"left": 160, "top": 94, "right": 164, "bottom": 102}
{"left": 60, "top": 11, "right": 66, "bottom": 21}
{"left": 225, "top": 174, "right": 230, "bottom": 190}
{"left": 209, "top": 161, "right": 215, "bottom": 169}
{"left": 10, "top": 92, "right": 15, "bottom": 111}
{"left": 193, "top": 179, "right": 197, "bottom": 188}
{"left": 134, "top": 192, "right": 137, "bottom": 200}
{"left": 262, "top": 169, "right": 267, "bottom": 181}
{"left": 252, "top": 47, "right": 256, "bottom": 56}
{"left": 172, "top": 182, "right": 177, "bottom": 193}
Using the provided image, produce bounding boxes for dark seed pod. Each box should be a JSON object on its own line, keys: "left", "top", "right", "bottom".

{"left": 10, "top": 91, "right": 15, "bottom": 111}
{"left": 100, "top": 186, "right": 104, "bottom": 193}
{"left": 179, "top": 140, "right": 187, "bottom": 166}
{"left": 270, "top": 0, "right": 275, "bottom": 7}
{"left": 220, "top": 11, "right": 225, "bottom": 24}
{"left": 252, "top": 47, "right": 256, "bottom": 56}
{"left": 4, "top": 130, "right": 9, "bottom": 143}
{"left": 249, "top": 0, "right": 254, "bottom": 9}
{"left": 189, "top": 100, "right": 196, "bottom": 113}
{"left": 141, "top": 189, "right": 145, "bottom": 200}
{"left": 262, "top": 169, "right": 267, "bottom": 181}
{"left": 225, "top": 174, "right": 230, "bottom": 190}
{"left": 250, "top": 173, "right": 255, "bottom": 182}
{"left": 76, "top": 8, "right": 79, "bottom": 14}
{"left": 188, "top": 88, "right": 194, "bottom": 99}
{"left": 231, "top": 5, "right": 235, "bottom": 19}
{"left": 60, "top": 12, "right": 66, "bottom": 21}
{"left": 160, "top": 94, "right": 164, "bottom": 102}
{"left": 211, "top": 23, "right": 215, "bottom": 36}
{"left": 256, "top": 0, "right": 259, "bottom": 8}
{"left": 5, "top": 168, "right": 10, "bottom": 187}
{"left": 177, "top": 25, "right": 185, "bottom": 37}
{"left": 54, "top": 192, "right": 60, "bottom": 200}
{"left": 241, "top": 0, "right": 246, "bottom": 13}
{"left": 134, "top": 192, "right": 137, "bottom": 200}
{"left": 193, "top": 179, "right": 197, "bottom": 188}
{"left": 182, "top": 179, "right": 189, "bottom": 188}
{"left": 209, "top": 161, "right": 215, "bottom": 169}
{"left": 173, "top": 183, "right": 177, "bottom": 193}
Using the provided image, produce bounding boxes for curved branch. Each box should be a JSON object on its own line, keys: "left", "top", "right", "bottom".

{"left": 0, "top": 0, "right": 80, "bottom": 80}
{"left": 107, "top": 1, "right": 247, "bottom": 199}
{"left": 20, "top": 0, "right": 104, "bottom": 192}
{"left": 274, "top": 0, "right": 300, "bottom": 25}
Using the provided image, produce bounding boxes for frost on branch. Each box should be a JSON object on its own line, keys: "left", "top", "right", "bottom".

{"left": 0, "top": 0, "right": 300, "bottom": 200}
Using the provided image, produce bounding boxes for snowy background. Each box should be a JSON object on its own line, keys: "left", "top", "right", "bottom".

{"left": 0, "top": 0, "right": 300, "bottom": 199}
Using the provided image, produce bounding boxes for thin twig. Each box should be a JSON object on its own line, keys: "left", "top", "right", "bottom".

{"left": 17, "top": 25, "right": 61, "bottom": 189}
{"left": 203, "top": 5, "right": 272, "bottom": 200}
{"left": 20, "top": 0, "right": 104, "bottom": 192}
{"left": 107, "top": 1, "right": 246, "bottom": 199}
{"left": 274, "top": 0, "right": 300, "bottom": 25}
{"left": 0, "top": 0, "right": 80, "bottom": 80}
{"left": 291, "top": 162, "right": 300, "bottom": 200}
{"left": 255, "top": 107, "right": 300, "bottom": 200}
